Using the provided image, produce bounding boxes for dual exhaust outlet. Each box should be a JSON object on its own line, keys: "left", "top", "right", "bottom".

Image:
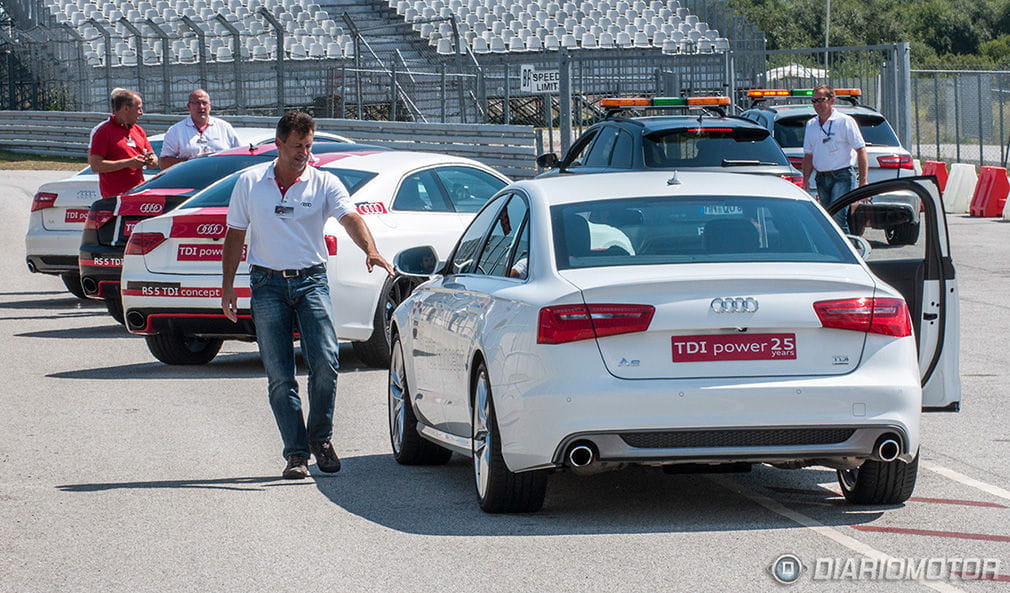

{"left": 564, "top": 434, "right": 903, "bottom": 469}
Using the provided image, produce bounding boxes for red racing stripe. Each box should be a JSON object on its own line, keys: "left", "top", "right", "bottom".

{"left": 851, "top": 525, "right": 1010, "bottom": 543}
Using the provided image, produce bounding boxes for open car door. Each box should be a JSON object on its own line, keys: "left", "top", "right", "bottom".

{"left": 828, "top": 176, "right": 961, "bottom": 412}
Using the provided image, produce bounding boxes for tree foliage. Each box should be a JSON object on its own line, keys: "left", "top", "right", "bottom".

{"left": 727, "top": 0, "right": 1010, "bottom": 68}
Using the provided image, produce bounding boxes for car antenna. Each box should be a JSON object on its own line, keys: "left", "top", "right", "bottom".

{"left": 667, "top": 171, "right": 680, "bottom": 185}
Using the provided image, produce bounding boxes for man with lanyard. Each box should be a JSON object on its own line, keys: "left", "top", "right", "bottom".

{"left": 221, "top": 111, "right": 393, "bottom": 479}
{"left": 801, "top": 84, "right": 869, "bottom": 233}
{"left": 89, "top": 88, "right": 157, "bottom": 198}
{"left": 159, "top": 89, "right": 241, "bottom": 170}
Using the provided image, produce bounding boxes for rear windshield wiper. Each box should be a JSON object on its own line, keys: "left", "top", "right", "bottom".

{"left": 721, "top": 159, "right": 780, "bottom": 167}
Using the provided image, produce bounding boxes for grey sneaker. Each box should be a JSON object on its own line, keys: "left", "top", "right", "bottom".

{"left": 309, "top": 440, "right": 341, "bottom": 473}
{"left": 282, "top": 454, "right": 310, "bottom": 479}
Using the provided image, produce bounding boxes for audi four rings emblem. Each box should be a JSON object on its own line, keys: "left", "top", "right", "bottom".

{"left": 139, "top": 203, "right": 162, "bottom": 214}
{"left": 196, "top": 223, "right": 224, "bottom": 235}
{"left": 710, "top": 297, "right": 759, "bottom": 313}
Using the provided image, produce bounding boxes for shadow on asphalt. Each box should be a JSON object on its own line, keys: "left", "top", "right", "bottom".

{"left": 45, "top": 344, "right": 376, "bottom": 379}
{"left": 18, "top": 324, "right": 137, "bottom": 339}
{"left": 305, "top": 455, "right": 884, "bottom": 535}
{"left": 56, "top": 476, "right": 305, "bottom": 493}
{"left": 0, "top": 295, "right": 102, "bottom": 310}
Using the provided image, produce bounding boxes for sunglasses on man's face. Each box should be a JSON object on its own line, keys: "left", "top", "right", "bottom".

{"left": 811, "top": 97, "right": 830, "bottom": 104}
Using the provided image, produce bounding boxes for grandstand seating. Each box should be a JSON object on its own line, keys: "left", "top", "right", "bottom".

{"left": 40, "top": 0, "right": 728, "bottom": 68}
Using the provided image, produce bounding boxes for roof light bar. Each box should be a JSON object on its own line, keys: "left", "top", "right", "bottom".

{"left": 602, "top": 96, "right": 731, "bottom": 109}
{"left": 747, "top": 88, "right": 862, "bottom": 98}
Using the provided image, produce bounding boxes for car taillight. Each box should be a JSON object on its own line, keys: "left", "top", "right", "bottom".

{"left": 813, "top": 297, "right": 911, "bottom": 337}
{"left": 877, "top": 155, "right": 913, "bottom": 169}
{"left": 31, "top": 192, "right": 58, "bottom": 211}
{"left": 780, "top": 173, "right": 805, "bottom": 188}
{"left": 83, "top": 209, "right": 114, "bottom": 230}
{"left": 124, "top": 232, "right": 166, "bottom": 255}
{"left": 537, "top": 303, "right": 655, "bottom": 344}
{"left": 787, "top": 156, "right": 804, "bottom": 169}
{"left": 324, "top": 234, "right": 337, "bottom": 256}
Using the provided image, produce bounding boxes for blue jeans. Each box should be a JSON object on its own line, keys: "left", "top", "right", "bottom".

{"left": 815, "top": 168, "right": 855, "bottom": 233}
{"left": 250, "top": 268, "right": 339, "bottom": 460}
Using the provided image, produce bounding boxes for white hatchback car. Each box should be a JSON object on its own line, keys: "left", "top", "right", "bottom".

{"left": 120, "top": 150, "right": 509, "bottom": 366}
{"left": 387, "top": 171, "right": 960, "bottom": 513}
{"left": 25, "top": 128, "right": 351, "bottom": 298}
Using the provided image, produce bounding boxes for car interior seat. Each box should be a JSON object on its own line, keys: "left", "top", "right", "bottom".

{"left": 563, "top": 213, "right": 592, "bottom": 259}
{"left": 703, "top": 217, "right": 760, "bottom": 254}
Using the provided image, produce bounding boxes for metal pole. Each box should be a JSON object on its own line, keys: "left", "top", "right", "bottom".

{"left": 440, "top": 62, "right": 446, "bottom": 122}
{"left": 503, "top": 63, "right": 510, "bottom": 125}
{"left": 451, "top": 15, "right": 465, "bottom": 123}
{"left": 824, "top": 0, "right": 830, "bottom": 70}
{"left": 934, "top": 75, "right": 940, "bottom": 160}
{"left": 258, "top": 7, "right": 285, "bottom": 115}
{"left": 215, "top": 15, "right": 243, "bottom": 112}
{"left": 559, "top": 47, "right": 571, "bottom": 155}
{"left": 341, "top": 13, "right": 361, "bottom": 120}
{"left": 117, "top": 18, "right": 145, "bottom": 108}
{"left": 87, "top": 19, "right": 112, "bottom": 102}
{"left": 61, "top": 24, "right": 87, "bottom": 110}
{"left": 145, "top": 19, "right": 172, "bottom": 113}
{"left": 180, "top": 16, "right": 207, "bottom": 93}
{"left": 389, "top": 58, "right": 397, "bottom": 121}
{"left": 954, "top": 74, "right": 961, "bottom": 163}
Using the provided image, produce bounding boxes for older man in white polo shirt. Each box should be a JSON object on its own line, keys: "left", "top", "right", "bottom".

{"left": 221, "top": 111, "right": 393, "bottom": 480}
{"left": 801, "top": 84, "right": 869, "bottom": 233}
{"left": 158, "top": 89, "right": 241, "bottom": 169}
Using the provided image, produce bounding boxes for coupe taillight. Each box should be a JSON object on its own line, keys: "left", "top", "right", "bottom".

{"left": 537, "top": 304, "right": 655, "bottom": 344}
{"left": 813, "top": 297, "right": 912, "bottom": 337}
{"left": 877, "top": 155, "right": 913, "bottom": 169}
{"left": 124, "top": 232, "right": 166, "bottom": 255}
{"left": 83, "top": 209, "right": 114, "bottom": 230}
{"left": 787, "top": 156, "right": 804, "bottom": 170}
{"left": 31, "top": 192, "right": 58, "bottom": 212}
{"left": 324, "top": 234, "right": 337, "bottom": 256}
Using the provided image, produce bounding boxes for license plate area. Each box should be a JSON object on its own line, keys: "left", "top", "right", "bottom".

{"left": 672, "top": 333, "right": 797, "bottom": 362}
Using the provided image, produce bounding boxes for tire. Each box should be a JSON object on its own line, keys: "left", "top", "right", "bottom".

{"left": 885, "top": 222, "right": 919, "bottom": 246}
{"left": 105, "top": 296, "right": 125, "bottom": 325}
{"left": 471, "top": 361, "right": 548, "bottom": 513}
{"left": 837, "top": 452, "right": 919, "bottom": 505}
{"left": 145, "top": 332, "right": 223, "bottom": 365}
{"left": 388, "top": 336, "right": 452, "bottom": 465}
{"left": 60, "top": 272, "right": 87, "bottom": 300}
{"left": 352, "top": 276, "right": 416, "bottom": 369}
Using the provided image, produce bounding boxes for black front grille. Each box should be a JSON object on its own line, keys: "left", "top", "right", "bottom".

{"left": 620, "top": 428, "right": 856, "bottom": 449}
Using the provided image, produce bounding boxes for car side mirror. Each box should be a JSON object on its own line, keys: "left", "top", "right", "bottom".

{"left": 394, "top": 245, "right": 440, "bottom": 277}
{"left": 847, "top": 234, "right": 872, "bottom": 259}
{"left": 536, "top": 153, "right": 559, "bottom": 169}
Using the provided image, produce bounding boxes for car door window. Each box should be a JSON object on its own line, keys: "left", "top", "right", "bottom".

{"left": 564, "top": 129, "right": 599, "bottom": 169}
{"left": 475, "top": 195, "right": 529, "bottom": 277}
{"left": 449, "top": 194, "right": 509, "bottom": 275}
{"left": 508, "top": 217, "right": 530, "bottom": 279}
{"left": 584, "top": 127, "right": 620, "bottom": 167}
{"left": 609, "top": 129, "right": 634, "bottom": 169}
{"left": 392, "top": 170, "right": 451, "bottom": 212}
{"left": 433, "top": 166, "right": 508, "bottom": 213}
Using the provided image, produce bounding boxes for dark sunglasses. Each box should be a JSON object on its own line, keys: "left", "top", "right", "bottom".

{"left": 811, "top": 97, "right": 830, "bottom": 104}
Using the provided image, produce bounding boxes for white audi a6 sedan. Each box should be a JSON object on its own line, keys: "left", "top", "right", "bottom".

{"left": 387, "top": 171, "right": 960, "bottom": 513}
{"left": 120, "top": 150, "right": 509, "bottom": 366}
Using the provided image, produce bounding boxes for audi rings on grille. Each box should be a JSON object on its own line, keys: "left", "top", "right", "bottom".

{"left": 710, "top": 297, "right": 759, "bottom": 313}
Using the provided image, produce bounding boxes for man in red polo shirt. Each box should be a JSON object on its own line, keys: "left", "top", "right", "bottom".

{"left": 89, "top": 88, "right": 158, "bottom": 198}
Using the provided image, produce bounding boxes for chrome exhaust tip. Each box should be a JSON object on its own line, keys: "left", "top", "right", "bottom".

{"left": 875, "top": 437, "right": 901, "bottom": 462}
{"left": 25, "top": 259, "right": 37, "bottom": 274}
{"left": 567, "top": 444, "right": 595, "bottom": 468}
{"left": 81, "top": 277, "right": 98, "bottom": 295}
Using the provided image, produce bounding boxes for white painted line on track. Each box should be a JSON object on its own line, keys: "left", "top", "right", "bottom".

{"left": 709, "top": 476, "right": 968, "bottom": 593}
{"left": 922, "top": 460, "right": 1010, "bottom": 502}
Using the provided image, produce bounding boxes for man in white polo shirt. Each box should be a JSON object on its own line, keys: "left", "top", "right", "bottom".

{"left": 801, "top": 84, "right": 869, "bottom": 233}
{"left": 221, "top": 111, "right": 393, "bottom": 479}
{"left": 159, "top": 89, "right": 241, "bottom": 169}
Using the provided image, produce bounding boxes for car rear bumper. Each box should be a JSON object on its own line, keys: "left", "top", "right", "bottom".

{"left": 125, "top": 307, "right": 256, "bottom": 338}
{"left": 25, "top": 227, "right": 81, "bottom": 274}
{"left": 854, "top": 197, "right": 918, "bottom": 229}
{"left": 79, "top": 244, "right": 123, "bottom": 299}
{"left": 492, "top": 343, "right": 922, "bottom": 472}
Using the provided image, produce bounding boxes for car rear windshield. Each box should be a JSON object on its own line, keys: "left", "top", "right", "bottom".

{"left": 551, "top": 195, "right": 856, "bottom": 270}
{"left": 773, "top": 114, "right": 901, "bottom": 148}
{"left": 180, "top": 167, "right": 377, "bottom": 209}
{"left": 643, "top": 127, "right": 788, "bottom": 167}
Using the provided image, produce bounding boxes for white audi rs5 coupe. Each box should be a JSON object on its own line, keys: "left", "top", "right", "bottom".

{"left": 388, "top": 171, "right": 960, "bottom": 513}
{"left": 120, "top": 150, "right": 509, "bottom": 366}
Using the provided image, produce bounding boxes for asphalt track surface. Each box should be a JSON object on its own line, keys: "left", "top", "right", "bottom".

{"left": 1, "top": 170, "right": 1007, "bottom": 592}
